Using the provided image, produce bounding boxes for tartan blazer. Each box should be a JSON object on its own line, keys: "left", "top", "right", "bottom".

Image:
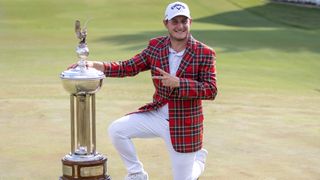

{"left": 103, "top": 35, "right": 217, "bottom": 153}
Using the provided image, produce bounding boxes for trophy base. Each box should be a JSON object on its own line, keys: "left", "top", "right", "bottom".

{"left": 60, "top": 154, "right": 111, "bottom": 180}
{"left": 59, "top": 176, "right": 111, "bottom": 180}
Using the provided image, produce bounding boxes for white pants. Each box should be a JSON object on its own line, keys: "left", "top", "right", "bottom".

{"left": 108, "top": 110, "right": 203, "bottom": 180}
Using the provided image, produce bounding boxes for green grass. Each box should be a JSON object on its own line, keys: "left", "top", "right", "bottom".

{"left": 0, "top": 0, "right": 320, "bottom": 179}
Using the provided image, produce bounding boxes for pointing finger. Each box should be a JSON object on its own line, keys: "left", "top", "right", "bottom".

{"left": 155, "top": 67, "right": 169, "bottom": 75}
{"left": 152, "top": 76, "right": 164, "bottom": 79}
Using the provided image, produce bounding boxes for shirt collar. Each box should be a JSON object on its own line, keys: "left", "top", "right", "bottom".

{"left": 169, "top": 47, "right": 185, "bottom": 57}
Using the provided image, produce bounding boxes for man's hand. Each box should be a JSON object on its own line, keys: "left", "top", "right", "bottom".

{"left": 152, "top": 67, "right": 180, "bottom": 88}
{"left": 67, "top": 61, "right": 104, "bottom": 72}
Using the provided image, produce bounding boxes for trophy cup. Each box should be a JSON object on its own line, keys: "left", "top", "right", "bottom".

{"left": 59, "top": 20, "right": 111, "bottom": 180}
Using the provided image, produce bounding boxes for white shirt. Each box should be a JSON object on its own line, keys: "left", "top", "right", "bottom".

{"left": 156, "top": 47, "right": 185, "bottom": 120}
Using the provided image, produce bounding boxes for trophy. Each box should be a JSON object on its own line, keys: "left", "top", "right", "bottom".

{"left": 59, "top": 20, "right": 111, "bottom": 180}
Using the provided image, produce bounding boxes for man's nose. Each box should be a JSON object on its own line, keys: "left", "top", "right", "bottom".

{"left": 176, "top": 22, "right": 184, "bottom": 29}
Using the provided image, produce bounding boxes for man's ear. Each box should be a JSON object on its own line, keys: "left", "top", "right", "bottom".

{"left": 189, "top": 19, "right": 192, "bottom": 25}
{"left": 163, "top": 20, "right": 168, "bottom": 27}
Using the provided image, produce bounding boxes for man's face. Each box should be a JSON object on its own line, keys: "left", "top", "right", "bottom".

{"left": 164, "top": 16, "right": 191, "bottom": 42}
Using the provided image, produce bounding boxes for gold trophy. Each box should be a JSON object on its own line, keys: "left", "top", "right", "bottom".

{"left": 59, "top": 20, "right": 111, "bottom": 180}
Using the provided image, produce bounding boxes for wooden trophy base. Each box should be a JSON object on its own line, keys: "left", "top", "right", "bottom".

{"left": 60, "top": 154, "right": 111, "bottom": 180}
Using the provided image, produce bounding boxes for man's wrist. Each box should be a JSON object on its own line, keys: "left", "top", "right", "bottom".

{"left": 92, "top": 61, "right": 105, "bottom": 72}
{"left": 174, "top": 77, "right": 180, "bottom": 88}
{"left": 101, "top": 62, "right": 107, "bottom": 72}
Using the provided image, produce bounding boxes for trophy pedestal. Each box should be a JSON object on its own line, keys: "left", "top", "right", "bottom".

{"left": 60, "top": 154, "right": 111, "bottom": 180}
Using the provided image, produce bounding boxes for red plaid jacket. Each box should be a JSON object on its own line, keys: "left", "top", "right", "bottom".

{"left": 103, "top": 35, "right": 217, "bottom": 153}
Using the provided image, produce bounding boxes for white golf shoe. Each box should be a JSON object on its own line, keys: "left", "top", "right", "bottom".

{"left": 125, "top": 171, "right": 148, "bottom": 180}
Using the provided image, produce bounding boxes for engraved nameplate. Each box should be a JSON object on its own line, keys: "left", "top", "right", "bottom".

{"left": 80, "top": 165, "right": 104, "bottom": 177}
{"left": 63, "top": 165, "right": 73, "bottom": 176}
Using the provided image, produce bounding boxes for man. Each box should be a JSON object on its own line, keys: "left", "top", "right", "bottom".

{"left": 81, "top": 2, "right": 217, "bottom": 179}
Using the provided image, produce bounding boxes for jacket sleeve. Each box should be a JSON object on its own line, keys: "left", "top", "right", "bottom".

{"left": 103, "top": 43, "right": 151, "bottom": 77}
{"left": 175, "top": 50, "right": 217, "bottom": 100}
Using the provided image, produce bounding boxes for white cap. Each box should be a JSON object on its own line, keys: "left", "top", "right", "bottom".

{"left": 164, "top": 1, "right": 191, "bottom": 20}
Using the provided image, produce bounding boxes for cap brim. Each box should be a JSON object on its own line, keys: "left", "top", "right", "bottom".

{"left": 166, "top": 12, "right": 191, "bottom": 20}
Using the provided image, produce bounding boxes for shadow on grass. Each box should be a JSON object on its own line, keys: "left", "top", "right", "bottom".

{"left": 195, "top": 2, "right": 320, "bottom": 30}
{"left": 95, "top": 2, "right": 320, "bottom": 53}
{"left": 95, "top": 29, "right": 320, "bottom": 54}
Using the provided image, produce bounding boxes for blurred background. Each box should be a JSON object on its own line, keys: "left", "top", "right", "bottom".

{"left": 0, "top": 0, "right": 319, "bottom": 179}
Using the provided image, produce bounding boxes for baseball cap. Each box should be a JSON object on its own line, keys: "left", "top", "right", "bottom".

{"left": 164, "top": 1, "right": 191, "bottom": 20}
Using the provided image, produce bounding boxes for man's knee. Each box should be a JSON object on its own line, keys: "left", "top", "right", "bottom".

{"left": 108, "top": 120, "right": 125, "bottom": 140}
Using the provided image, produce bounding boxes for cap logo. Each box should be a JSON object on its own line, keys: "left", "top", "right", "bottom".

{"left": 171, "top": 4, "right": 185, "bottom": 11}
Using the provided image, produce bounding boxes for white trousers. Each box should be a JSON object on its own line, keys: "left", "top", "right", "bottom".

{"left": 108, "top": 110, "right": 203, "bottom": 180}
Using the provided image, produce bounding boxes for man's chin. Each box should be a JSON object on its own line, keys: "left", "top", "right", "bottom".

{"left": 170, "top": 34, "right": 188, "bottom": 41}
{"left": 175, "top": 38, "right": 187, "bottom": 42}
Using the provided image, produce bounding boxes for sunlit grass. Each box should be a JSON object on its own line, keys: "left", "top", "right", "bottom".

{"left": 0, "top": 0, "right": 319, "bottom": 179}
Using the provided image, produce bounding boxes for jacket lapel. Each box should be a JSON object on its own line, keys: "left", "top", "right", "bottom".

{"left": 176, "top": 36, "right": 195, "bottom": 77}
{"left": 159, "top": 37, "right": 170, "bottom": 74}
{"left": 158, "top": 35, "right": 195, "bottom": 77}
